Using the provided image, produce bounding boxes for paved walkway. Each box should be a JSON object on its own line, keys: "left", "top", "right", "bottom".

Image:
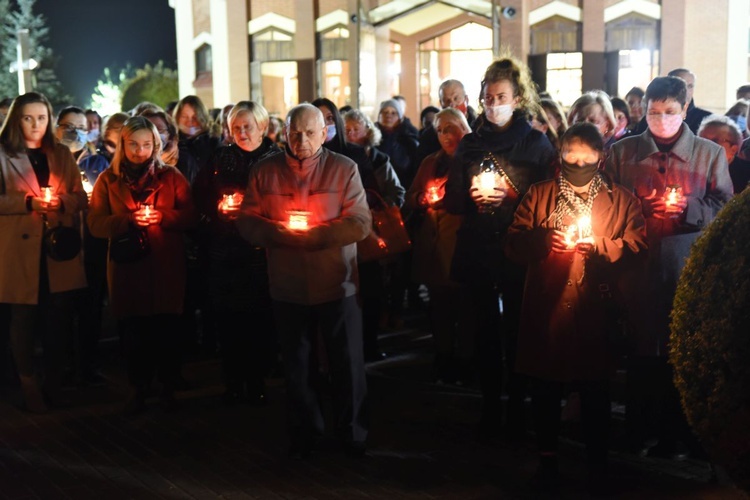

{"left": 0, "top": 317, "right": 746, "bottom": 499}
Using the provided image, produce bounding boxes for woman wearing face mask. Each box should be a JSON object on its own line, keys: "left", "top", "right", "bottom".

{"left": 173, "top": 95, "right": 221, "bottom": 356}
{"left": 137, "top": 108, "right": 179, "bottom": 168}
{"left": 724, "top": 99, "right": 749, "bottom": 139}
{"left": 55, "top": 107, "right": 91, "bottom": 162}
{"left": 342, "top": 107, "right": 406, "bottom": 360}
{"left": 506, "top": 122, "right": 647, "bottom": 493}
{"left": 87, "top": 116, "right": 197, "bottom": 415}
{"left": 192, "top": 101, "right": 280, "bottom": 405}
{"left": 74, "top": 111, "right": 129, "bottom": 388}
{"left": 0, "top": 92, "right": 88, "bottom": 412}
{"left": 173, "top": 95, "right": 221, "bottom": 185}
{"left": 444, "top": 56, "right": 556, "bottom": 442}
{"left": 606, "top": 76, "right": 733, "bottom": 461}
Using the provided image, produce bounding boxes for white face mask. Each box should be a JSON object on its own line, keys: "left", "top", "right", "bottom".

{"left": 647, "top": 114, "right": 683, "bottom": 139}
{"left": 485, "top": 104, "right": 514, "bottom": 127}
{"left": 179, "top": 124, "right": 201, "bottom": 137}
{"left": 325, "top": 124, "right": 336, "bottom": 143}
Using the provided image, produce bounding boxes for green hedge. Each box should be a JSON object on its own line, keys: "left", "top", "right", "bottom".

{"left": 670, "top": 188, "right": 750, "bottom": 492}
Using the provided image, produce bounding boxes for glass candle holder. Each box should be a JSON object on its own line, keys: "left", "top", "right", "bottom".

{"left": 218, "top": 193, "right": 243, "bottom": 219}
{"left": 286, "top": 210, "right": 311, "bottom": 231}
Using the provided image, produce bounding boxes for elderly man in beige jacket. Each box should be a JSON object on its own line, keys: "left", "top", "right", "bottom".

{"left": 237, "top": 103, "right": 371, "bottom": 459}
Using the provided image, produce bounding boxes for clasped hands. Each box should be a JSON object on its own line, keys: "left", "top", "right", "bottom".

{"left": 469, "top": 186, "right": 507, "bottom": 211}
{"left": 642, "top": 188, "right": 687, "bottom": 220}
{"left": 132, "top": 208, "right": 162, "bottom": 227}
{"left": 276, "top": 224, "right": 328, "bottom": 251}
{"left": 547, "top": 230, "right": 595, "bottom": 256}
{"left": 29, "top": 195, "right": 61, "bottom": 213}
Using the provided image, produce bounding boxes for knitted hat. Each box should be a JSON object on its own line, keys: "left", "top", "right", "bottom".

{"left": 379, "top": 99, "right": 403, "bottom": 120}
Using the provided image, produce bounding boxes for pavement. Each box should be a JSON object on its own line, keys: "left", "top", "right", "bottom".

{"left": 0, "top": 310, "right": 746, "bottom": 500}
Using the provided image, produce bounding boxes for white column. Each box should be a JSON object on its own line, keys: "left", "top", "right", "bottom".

{"left": 724, "top": 0, "right": 749, "bottom": 109}
{"left": 173, "top": 0, "right": 196, "bottom": 99}
{"left": 210, "top": 0, "right": 250, "bottom": 106}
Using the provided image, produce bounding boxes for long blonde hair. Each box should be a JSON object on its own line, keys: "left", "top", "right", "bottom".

{"left": 110, "top": 116, "right": 163, "bottom": 175}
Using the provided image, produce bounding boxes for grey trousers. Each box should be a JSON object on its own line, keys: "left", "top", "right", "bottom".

{"left": 273, "top": 295, "right": 368, "bottom": 443}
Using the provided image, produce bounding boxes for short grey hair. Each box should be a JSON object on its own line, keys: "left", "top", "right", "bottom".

{"left": 287, "top": 103, "right": 325, "bottom": 129}
{"left": 698, "top": 114, "right": 743, "bottom": 149}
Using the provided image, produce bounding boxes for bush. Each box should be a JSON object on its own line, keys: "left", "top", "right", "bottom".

{"left": 670, "top": 188, "right": 750, "bottom": 492}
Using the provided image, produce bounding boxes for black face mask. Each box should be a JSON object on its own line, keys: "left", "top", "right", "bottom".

{"left": 561, "top": 160, "right": 599, "bottom": 187}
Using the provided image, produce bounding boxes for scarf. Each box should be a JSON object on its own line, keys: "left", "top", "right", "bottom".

{"left": 552, "top": 172, "right": 604, "bottom": 234}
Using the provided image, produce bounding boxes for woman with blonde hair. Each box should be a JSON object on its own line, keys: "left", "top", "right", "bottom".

{"left": 193, "top": 100, "right": 280, "bottom": 404}
{"left": 0, "top": 92, "right": 88, "bottom": 412}
{"left": 445, "top": 55, "right": 556, "bottom": 439}
{"left": 567, "top": 90, "right": 617, "bottom": 150}
{"left": 88, "top": 116, "right": 196, "bottom": 414}
{"left": 405, "top": 108, "right": 471, "bottom": 383}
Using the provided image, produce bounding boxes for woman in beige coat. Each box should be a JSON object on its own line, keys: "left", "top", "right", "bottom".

{"left": 0, "top": 92, "right": 88, "bottom": 413}
{"left": 88, "top": 116, "right": 196, "bottom": 414}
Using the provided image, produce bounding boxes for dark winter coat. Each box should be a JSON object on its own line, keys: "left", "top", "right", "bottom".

{"left": 445, "top": 113, "right": 556, "bottom": 287}
{"left": 506, "top": 175, "right": 647, "bottom": 382}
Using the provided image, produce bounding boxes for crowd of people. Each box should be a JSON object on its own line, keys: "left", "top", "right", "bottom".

{"left": 0, "top": 54, "right": 745, "bottom": 494}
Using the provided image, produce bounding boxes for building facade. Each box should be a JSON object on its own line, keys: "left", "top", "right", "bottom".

{"left": 170, "top": 0, "right": 750, "bottom": 118}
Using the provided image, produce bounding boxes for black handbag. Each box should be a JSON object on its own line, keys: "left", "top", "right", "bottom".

{"left": 109, "top": 226, "right": 150, "bottom": 263}
{"left": 43, "top": 219, "right": 81, "bottom": 261}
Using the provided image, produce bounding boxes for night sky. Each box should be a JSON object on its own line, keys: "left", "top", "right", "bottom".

{"left": 34, "top": 0, "right": 178, "bottom": 107}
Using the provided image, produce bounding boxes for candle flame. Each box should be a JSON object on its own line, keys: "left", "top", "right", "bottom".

{"left": 42, "top": 187, "right": 52, "bottom": 203}
{"left": 287, "top": 210, "right": 310, "bottom": 231}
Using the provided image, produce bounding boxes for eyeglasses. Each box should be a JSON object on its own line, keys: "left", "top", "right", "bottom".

{"left": 57, "top": 123, "right": 87, "bottom": 133}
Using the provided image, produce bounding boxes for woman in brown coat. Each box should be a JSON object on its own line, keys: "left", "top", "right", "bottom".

{"left": 88, "top": 116, "right": 196, "bottom": 414}
{"left": 505, "top": 122, "right": 646, "bottom": 492}
{"left": 0, "top": 92, "right": 88, "bottom": 413}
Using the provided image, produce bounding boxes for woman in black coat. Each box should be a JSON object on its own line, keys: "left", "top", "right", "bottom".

{"left": 444, "top": 57, "right": 556, "bottom": 440}
{"left": 193, "top": 101, "right": 280, "bottom": 404}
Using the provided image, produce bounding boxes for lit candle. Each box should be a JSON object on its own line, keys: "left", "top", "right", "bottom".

{"left": 428, "top": 185, "right": 440, "bottom": 203}
{"left": 143, "top": 204, "right": 152, "bottom": 218}
{"left": 218, "top": 193, "right": 243, "bottom": 217}
{"left": 478, "top": 171, "right": 496, "bottom": 197}
{"left": 81, "top": 178, "right": 93, "bottom": 195}
{"left": 565, "top": 224, "right": 578, "bottom": 248}
{"left": 42, "top": 187, "right": 52, "bottom": 203}
{"left": 665, "top": 185, "right": 682, "bottom": 207}
{"left": 287, "top": 210, "right": 310, "bottom": 231}
{"left": 576, "top": 215, "right": 591, "bottom": 242}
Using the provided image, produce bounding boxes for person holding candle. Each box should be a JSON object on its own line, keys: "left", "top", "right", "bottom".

{"left": 87, "top": 116, "right": 197, "bottom": 415}
{"left": 236, "top": 104, "right": 371, "bottom": 459}
{"left": 405, "top": 108, "right": 471, "bottom": 384}
{"left": 506, "top": 122, "right": 647, "bottom": 493}
{"left": 444, "top": 56, "right": 557, "bottom": 442}
{"left": 606, "top": 75, "right": 733, "bottom": 460}
{"left": 192, "top": 101, "right": 280, "bottom": 405}
{"left": 0, "top": 92, "right": 88, "bottom": 412}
